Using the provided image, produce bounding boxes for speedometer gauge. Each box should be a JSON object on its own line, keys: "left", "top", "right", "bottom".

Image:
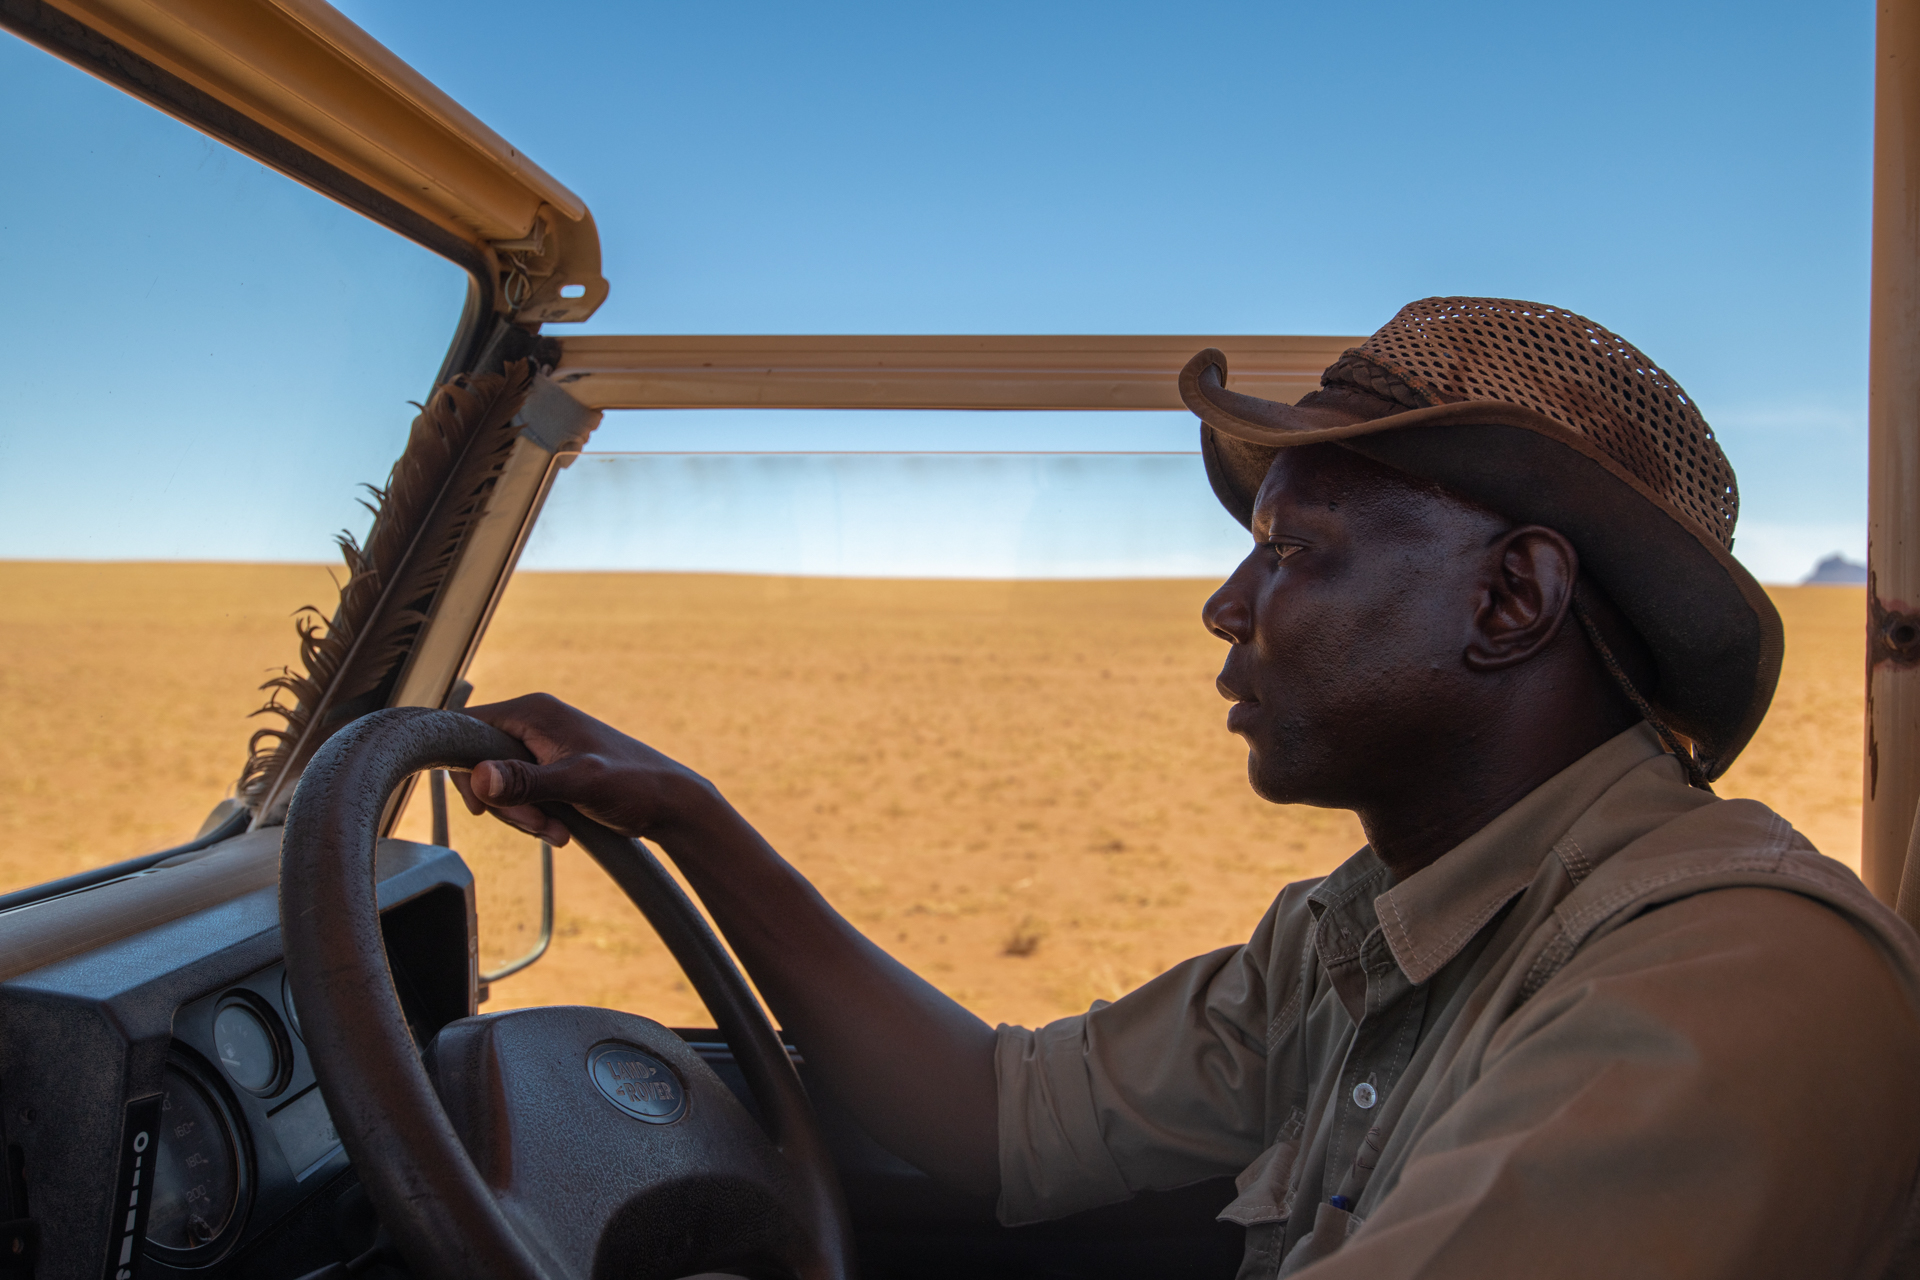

{"left": 147, "top": 1059, "right": 246, "bottom": 1258}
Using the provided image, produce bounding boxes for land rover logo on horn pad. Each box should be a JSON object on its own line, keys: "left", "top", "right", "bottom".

{"left": 587, "top": 1042, "right": 688, "bottom": 1124}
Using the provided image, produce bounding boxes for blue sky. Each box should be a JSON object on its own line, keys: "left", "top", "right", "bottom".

{"left": 0, "top": 1, "right": 1874, "bottom": 582}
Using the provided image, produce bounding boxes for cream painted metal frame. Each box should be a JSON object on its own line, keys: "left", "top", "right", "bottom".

{"left": 550, "top": 335, "right": 1353, "bottom": 411}
{"left": 9, "top": 0, "right": 608, "bottom": 326}
{"left": 1870, "top": 0, "right": 1920, "bottom": 924}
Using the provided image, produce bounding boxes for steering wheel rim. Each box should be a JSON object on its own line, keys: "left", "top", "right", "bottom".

{"left": 280, "top": 706, "right": 854, "bottom": 1280}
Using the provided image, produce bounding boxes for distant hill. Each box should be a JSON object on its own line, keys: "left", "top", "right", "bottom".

{"left": 1804, "top": 553, "right": 1868, "bottom": 585}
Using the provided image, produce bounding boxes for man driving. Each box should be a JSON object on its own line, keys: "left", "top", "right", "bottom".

{"left": 454, "top": 298, "right": 1920, "bottom": 1277}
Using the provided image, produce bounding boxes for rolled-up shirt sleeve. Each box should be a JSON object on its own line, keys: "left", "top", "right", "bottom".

{"left": 1303, "top": 887, "right": 1920, "bottom": 1279}
{"left": 997, "top": 897, "right": 1298, "bottom": 1226}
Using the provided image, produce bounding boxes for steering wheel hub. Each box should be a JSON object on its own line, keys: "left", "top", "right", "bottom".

{"left": 587, "top": 1042, "right": 689, "bottom": 1124}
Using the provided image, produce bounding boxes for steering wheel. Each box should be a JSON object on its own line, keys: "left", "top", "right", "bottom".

{"left": 280, "top": 707, "right": 855, "bottom": 1280}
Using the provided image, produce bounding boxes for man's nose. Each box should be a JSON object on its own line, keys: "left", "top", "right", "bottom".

{"left": 1203, "top": 573, "right": 1252, "bottom": 644}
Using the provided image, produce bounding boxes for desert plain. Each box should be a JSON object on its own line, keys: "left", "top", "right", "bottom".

{"left": 0, "top": 561, "right": 1869, "bottom": 1029}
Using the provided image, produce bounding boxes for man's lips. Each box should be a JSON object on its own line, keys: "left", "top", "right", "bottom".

{"left": 1225, "top": 699, "right": 1260, "bottom": 734}
{"left": 1218, "top": 674, "right": 1259, "bottom": 733}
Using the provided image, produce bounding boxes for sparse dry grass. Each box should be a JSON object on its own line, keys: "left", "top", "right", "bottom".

{"left": 0, "top": 563, "right": 1868, "bottom": 1030}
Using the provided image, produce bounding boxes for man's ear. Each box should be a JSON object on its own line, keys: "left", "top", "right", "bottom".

{"left": 1463, "top": 526, "right": 1579, "bottom": 671}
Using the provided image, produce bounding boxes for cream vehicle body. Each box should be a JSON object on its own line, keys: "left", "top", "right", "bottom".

{"left": 2, "top": 2, "right": 1916, "bottom": 1280}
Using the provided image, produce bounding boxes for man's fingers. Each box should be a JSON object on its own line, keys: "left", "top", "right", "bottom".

{"left": 448, "top": 769, "right": 486, "bottom": 816}
{"left": 461, "top": 698, "right": 538, "bottom": 742}
{"left": 495, "top": 804, "right": 571, "bottom": 846}
{"left": 472, "top": 758, "right": 562, "bottom": 808}
{"left": 462, "top": 694, "right": 578, "bottom": 761}
{"left": 453, "top": 764, "right": 573, "bottom": 845}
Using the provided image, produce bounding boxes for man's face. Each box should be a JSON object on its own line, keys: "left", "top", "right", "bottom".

{"left": 1201, "top": 445, "right": 1510, "bottom": 809}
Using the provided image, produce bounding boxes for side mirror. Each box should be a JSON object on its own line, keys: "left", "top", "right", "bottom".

{"left": 427, "top": 765, "right": 555, "bottom": 995}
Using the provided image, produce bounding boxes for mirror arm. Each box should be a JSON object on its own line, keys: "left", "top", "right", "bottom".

{"left": 479, "top": 840, "right": 554, "bottom": 986}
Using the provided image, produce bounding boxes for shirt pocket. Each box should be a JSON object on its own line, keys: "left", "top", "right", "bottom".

{"left": 1235, "top": 1222, "right": 1287, "bottom": 1280}
{"left": 1274, "top": 1199, "right": 1365, "bottom": 1277}
{"left": 1216, "top": 1114, "right": 1305, "bottom": 1228}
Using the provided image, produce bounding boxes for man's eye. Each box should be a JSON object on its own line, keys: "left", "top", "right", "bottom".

{"left": 1268, "top": 542, "right": 1304, "bottom": 561}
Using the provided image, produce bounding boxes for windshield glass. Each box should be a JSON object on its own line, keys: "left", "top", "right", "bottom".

{"left": 446, "top": 436, "right": 1856, "bottom": 1029}
{"left": 429, "top": 444, "right": 1358, "bottom": 1026}
{"left": 0, "top": 35, "right": 467, "bottom": 892}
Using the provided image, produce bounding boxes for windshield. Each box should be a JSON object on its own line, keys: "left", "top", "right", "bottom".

{"left": 444, "top": 429, "right": 1858, "bottom": 1030}
{"left": 0, "top": 34, "right": 467, "bottom": 892}
{"left": 426, "top": 443, "right": 1347, "bottom": 1026}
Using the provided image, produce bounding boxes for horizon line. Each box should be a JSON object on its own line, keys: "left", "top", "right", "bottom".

{"left": 0, "top": 558, "right": 1860, "bottom": 589}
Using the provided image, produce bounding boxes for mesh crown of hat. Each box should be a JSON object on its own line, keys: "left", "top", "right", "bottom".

{"left": 1324, "top": 297, "right": 1737, "bottom": 549}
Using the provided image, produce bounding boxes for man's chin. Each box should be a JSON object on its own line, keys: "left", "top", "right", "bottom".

{"left": 1245, "top": 747, "right": 1347, "bottom": 810}
{"left": 1245, "top": 753, "right": 1308, "bottom": 806}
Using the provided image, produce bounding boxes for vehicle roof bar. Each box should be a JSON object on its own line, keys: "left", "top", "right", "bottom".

{"left": 2, "top": 0, "right": 607, "bottom": 336}
{"left": 548, "top": 335, "right": 1361, "bottom": 412}
{"left": 1869, "top": 0, "right": 1920, "bottom": 922}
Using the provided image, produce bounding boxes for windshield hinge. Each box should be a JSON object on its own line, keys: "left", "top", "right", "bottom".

{"left": 489, "top": 203, "right": 608, "bottom": 326}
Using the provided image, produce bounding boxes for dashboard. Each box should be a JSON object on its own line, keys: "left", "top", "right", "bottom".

{"left": 0, "top": 830, "right": 474, "bottom": 1280}
{"left": 0, "top": 829, "right": 1243, "bottom": 1280}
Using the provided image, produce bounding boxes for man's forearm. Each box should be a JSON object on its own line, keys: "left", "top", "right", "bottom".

{"left": 656, "top": 792, "right": 1001, "bottom": 1197}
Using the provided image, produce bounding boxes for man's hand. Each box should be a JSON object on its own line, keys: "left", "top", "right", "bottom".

{"left": 451, "top": 692, "right": 720, "bottom": 847}
{"left": 448, "top": 690, "right": 1001, "bottom": 1197}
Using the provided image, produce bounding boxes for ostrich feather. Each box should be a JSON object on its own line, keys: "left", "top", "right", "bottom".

{"left": 238, "top": 360, "right": 535, "bottom": 824}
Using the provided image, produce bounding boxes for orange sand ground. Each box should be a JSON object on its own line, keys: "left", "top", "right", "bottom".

{"left": 0, "top": 562, "right": 1868, "bottom": 1029}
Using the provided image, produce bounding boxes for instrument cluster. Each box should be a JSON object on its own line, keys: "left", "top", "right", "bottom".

{"left": 145, "top": 961, "right": 347, "bottom": 1272}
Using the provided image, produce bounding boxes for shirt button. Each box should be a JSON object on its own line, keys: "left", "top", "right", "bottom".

{"left": 1351, "top": 1082, "right": 1378, "bottom": 1109}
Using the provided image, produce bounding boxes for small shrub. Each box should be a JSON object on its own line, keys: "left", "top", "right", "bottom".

{"left": 1002, "top": 915, "right": 1047, "bottom": 957}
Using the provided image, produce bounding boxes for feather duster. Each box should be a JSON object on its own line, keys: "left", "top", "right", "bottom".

{"left": 238, "top": 360, "right": 535, "bottom": 825}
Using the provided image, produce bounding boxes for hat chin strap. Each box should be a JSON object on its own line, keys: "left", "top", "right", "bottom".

{"left": 1570, "top": 597, "right": 1714, "bottom": 792}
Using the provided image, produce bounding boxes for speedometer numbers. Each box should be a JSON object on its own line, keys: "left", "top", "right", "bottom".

{"left": 143, "top": 970, "right": 317, "bottom": 1266}
{"left": 145, "top": 1060, "right": 246, "bottom": 1261}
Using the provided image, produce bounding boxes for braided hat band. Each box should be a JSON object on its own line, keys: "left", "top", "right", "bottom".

{"left": 1179, "top": 297, "right": 1783, "bottom": 781}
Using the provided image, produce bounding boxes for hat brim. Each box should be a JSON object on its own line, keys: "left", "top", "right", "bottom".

{"left": 1183, "top": 349, "right": 1783, "bottom": 781}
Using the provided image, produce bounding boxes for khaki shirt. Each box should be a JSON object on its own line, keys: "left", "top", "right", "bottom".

{"left": 996, "top": 725, "right": 1920, "bottom": 1278}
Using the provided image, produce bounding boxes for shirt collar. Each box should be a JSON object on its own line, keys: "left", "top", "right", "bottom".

{"left": 1372, "top": 723, "right": 1667, "bottom": 985}
{"left": 1303, "top": 848, "right": 1393, "bottom": 1022}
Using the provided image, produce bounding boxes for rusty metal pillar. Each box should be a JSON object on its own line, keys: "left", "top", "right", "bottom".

{"left": 1868, "top": 0, "right": 1920, "bottom": 913}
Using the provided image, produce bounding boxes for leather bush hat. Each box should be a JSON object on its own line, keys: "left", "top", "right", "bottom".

{"left": 1180, "top": 296, "right": 1782, "bottom": 781}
